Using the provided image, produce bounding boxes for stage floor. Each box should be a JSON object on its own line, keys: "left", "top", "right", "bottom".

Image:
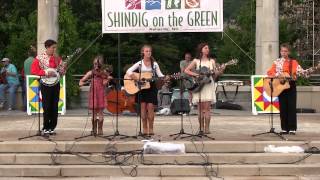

{"left": 0, "top": 109, "right": 319, "bottom": 142}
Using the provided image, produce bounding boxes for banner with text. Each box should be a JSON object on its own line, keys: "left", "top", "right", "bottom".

{"left": 102, "top": 0, "right": 223, "bottom": 33}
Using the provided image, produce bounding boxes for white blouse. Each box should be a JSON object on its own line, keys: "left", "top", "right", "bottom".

{"left": 126, "top": 60, "right": 165, "bottom": 77}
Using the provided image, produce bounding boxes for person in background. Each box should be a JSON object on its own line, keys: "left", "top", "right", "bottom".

{"left": 0, "top": 58, "right": 20, "bottom": 110}
{"left": 180, "top": 51, "right": 193, "bottom": 105}
{"left": 22, "top": 45, "right": 37, "bottom": 111}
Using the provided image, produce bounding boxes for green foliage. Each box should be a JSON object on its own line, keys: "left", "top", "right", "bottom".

{"left": 296, "top": 76, "right": 310, "bottom": 86}
{"left": 2, "top": 0, "right": 314, "bottom": 106}
{"left": 215, "top": 0, "right": 256, "bottom": 74}
{"left": 0, "top": 0, "right": 37, "bottom": 68}
{"left": 58, "top": 0, "right": 82, "bottom": 107}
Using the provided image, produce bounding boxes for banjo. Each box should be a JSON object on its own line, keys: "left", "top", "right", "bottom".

{"left": 40, "top": 48, "right": 81, "bottom": 86}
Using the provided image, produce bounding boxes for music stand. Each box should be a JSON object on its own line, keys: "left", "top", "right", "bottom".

{"left": 252, "top": 77, "right": 287, "bottom": 140}
{"left": 103, "top": 78, "right": 134, "bottom": 140}
{"left": 19, "top": 77, "right": 48, "bottom": 140}
{"left": 75, "top": 69, "right": 109, "bottom": 140}
{"left": 170, "top": 77, "right": 194, "bottom": 140}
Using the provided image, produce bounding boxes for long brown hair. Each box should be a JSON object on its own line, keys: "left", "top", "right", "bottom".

{"left": 196, "top": 42, "right": 210, "bottom": 59}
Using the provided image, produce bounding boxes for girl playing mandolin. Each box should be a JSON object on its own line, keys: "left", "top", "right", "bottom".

{"left": 126, "top": 44, "right": 167, "bottom": 136}
{"left": 185, "top": 43, "right": 225, "bottom": 134}
{"left": 79, "top": 55, "right": 110, "bottom": 135}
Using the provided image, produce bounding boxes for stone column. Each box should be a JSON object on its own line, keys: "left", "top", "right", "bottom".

{"left": 256, "top": 0, "right": 279, "bottom": 75}
{"left": 255, "top": 0, "right": 263, "bottom": 74}
{"left": 37, "top": 0, "right": 59, "bottom": 53}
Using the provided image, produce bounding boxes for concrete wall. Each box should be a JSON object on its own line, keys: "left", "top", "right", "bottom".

{"left": 3, "top": 86, "right": 320, "bottom": 113}
{"left": 217, "top": 86, "right": 320, "bottom": 112}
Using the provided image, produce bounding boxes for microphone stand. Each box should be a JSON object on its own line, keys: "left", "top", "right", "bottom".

{"left": 169, "top": 77, "right": 194, "bottom": 140}
{"left": 19, "top": 77, "right": 48, "bottom": 140}
{"left": 75, "top": 69, "right": 109, "bottom": 140}
{"left": 130, "top": 61, "right": 149, "bottom": 139}
{"left": 252, "top": 77, "right": 287, "bottom": 140}
{"left": 103, "top": 77, "right": 134, "bottom": 140}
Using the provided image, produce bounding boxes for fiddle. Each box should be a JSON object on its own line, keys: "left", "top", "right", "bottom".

{"left": 92, "top": 69, "right": 109, "bottom": 78}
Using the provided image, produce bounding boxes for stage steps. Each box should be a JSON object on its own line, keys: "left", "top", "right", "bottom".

{"left": 0, "top": 141, "right": 319, "bottom": 178}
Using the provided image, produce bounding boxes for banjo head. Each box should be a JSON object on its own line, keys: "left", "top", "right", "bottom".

{"left": 41, "top": 68, "right": 60, "bottom": 86}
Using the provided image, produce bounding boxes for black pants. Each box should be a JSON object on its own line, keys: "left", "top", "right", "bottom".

{"left": 278, "top": 81, "right": 297, "bottom": 131}
{"left": 40, "top": 83, "right": 60, "bottom": 131}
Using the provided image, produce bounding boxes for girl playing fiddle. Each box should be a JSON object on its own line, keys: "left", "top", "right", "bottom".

{"left": 79, "top": 55, "right": 110, "bottom": 135}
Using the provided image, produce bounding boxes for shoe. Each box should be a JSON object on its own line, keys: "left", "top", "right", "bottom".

{"left": 98, "top": 120, "right": 103, "bottom": 135}
{"left": 0, "top": 102, "right": 4, "bottom": 109}
{"left": 148, "top": 133, "right": 155, "bottom": 136}
{"left": 280, "top": 131, "right": 289, "bottom": 135}
{"left": 42, "top": 129, "right": 50, "bottom": 136}
{"left": 289, "top": 130, "right": 296, "bottom": 135}
{"left": 49, "top": 129, "right": 56, "bottom": 135}
{"left": 7, "top": 108, "right": 12, "bottom": 111}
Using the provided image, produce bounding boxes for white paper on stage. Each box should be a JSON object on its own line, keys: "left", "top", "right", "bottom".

{"left": 156, "top": 107, "right": 171, "bottom": 115}
{"left": 143, "top": 140, "right": 186, "bottom": 154}
{"left": 264, "top": 145, "right": 304, "bottom": 153}
{"left": 102, "top": 0, "right": 223, "bottom": 33}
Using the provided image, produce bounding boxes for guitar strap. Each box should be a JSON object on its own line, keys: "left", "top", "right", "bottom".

{"left": 151, "top": 57, "right": 156, "bottom": 77}
{"left": 289, "top": 58, "right": 293, "bottom": 80}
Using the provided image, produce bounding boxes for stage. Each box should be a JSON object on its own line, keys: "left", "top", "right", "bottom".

{"left": 0, "top": 109, "right": 320, "bottom": 179}
{"left": 0, "top": 109, "right": 319, "bottom": 141}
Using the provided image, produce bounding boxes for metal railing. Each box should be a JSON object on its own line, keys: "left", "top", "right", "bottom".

{"left": 72, "top": 73, "right": 320, "bottom": 86}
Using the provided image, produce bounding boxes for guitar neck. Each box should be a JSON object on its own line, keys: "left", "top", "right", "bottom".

{"left": 297, "top": 66, "right": 319, "bottom": 77}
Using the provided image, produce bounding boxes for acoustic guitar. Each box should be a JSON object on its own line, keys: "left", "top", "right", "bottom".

{"left": 183, "top": 59, "right": 238, "bottom": 92}
{"left": 124, "top": 72, "right": 180, "bottom": 95}
{"left": 264, "top": 63, "right": 320, "bottom": 97}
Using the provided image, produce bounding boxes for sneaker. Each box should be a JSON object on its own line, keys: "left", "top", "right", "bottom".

{"left": 289, "top": 130, "right": 296, "bottom": 135}
{"left": 280, "top": 130, "right": 289, "bottom": 135}
{"left": 0, "top": 102, "right": 4, "bottom": 109}
{"left": 49, "top": 129, "right": 56, "bottom": 135}
{"left": 42, "top": 129, "right": 50, "bottom": 136}
{"left": 7, "top": 108, "right": 12, "bottom": 111}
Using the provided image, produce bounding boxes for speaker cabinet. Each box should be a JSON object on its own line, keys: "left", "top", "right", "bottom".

{"left": 170, "top": 99, "right": 190, "bottom": 114}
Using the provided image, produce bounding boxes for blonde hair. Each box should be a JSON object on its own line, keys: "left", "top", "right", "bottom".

{"left": 93, "top": 55, "right": 104, "bottom": 69}
{"left": 140, "top": 44, "right": 152, "bottom": 59}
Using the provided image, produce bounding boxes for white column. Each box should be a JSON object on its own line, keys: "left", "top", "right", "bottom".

{"left": 256, "top": 0, "right": 279, "bottom": 75}
{"left": 255, "top": 0, "right": 263, "bottom": 74}
{"left": 37, "top": 0, "right": 59, "bottom": 53}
